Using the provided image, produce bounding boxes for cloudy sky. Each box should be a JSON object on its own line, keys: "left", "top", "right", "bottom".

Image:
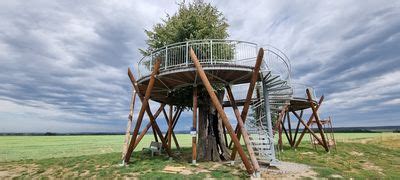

{"left": 1, "top": 0, "right": 399, "bottom": 133}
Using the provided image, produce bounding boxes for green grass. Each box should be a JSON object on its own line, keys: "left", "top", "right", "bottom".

{"left": 0, "top": 133, "right": 399, "bottom": 179}
{"left": 278, "top": 133, "right": 400, "bottom": 179}
{"left": 0, "top": 134, "right": 192, "bottom": 162}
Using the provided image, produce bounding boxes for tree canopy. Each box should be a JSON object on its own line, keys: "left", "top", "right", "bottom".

{"left": 140, "top": 0, "right": 229, "bottom": 55}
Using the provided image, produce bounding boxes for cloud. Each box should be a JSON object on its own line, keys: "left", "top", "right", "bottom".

{"left": 0, "top": 0, "right": 399, "bottom": 132}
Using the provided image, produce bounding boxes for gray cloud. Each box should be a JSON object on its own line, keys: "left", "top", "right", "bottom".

{"left": 1, "top": 0, "right": 399, "bottom": 132}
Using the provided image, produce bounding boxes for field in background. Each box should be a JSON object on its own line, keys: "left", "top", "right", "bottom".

{"left": 0, "top": 133, "right": 396, "bottom": 162}
{"left": 0, "top": 133, "right": 399, "bottom": 178}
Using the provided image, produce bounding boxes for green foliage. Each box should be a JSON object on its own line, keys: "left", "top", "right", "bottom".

{"left": 140, "top": 0, "right": 231, "bottom": 106}
{"left": 141, "top": 0, "right": 229, "bottom": 54}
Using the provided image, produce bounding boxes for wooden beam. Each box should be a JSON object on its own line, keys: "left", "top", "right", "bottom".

{"left": 226, "top": 86, "right": 260, "bottom": 173}
{"left": 192, "top": 86, "right": 197, "bottom": 164}
{"left": 168, "top": 105, "right": 173, "bottom": 150}
{"left": 294, "top": 95, "right": 324, "bottom": 149}
{"left": 306, "top": 89, "right": 329, "bottom": 152}
{"left": 231, "top": 48, "right": 264, "bottom": 159}
{"left": 292, "top": 111, "right": 302, "bottom": 146}
{"left": 190, "top": 48, "right": 254, "bottom": 174}
{"left": 122, "top": 90, "right": 136, "bottom": 159}
{"left": 281, "top": 119, "right": 291, "bottom": 146}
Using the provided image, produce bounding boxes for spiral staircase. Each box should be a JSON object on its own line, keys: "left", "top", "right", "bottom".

{"left": 244, "top": 47, "right": 292, "bottom": 165}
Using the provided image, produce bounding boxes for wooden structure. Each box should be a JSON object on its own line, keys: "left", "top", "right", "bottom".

{"left": 274, "top": 88, "right": 336, "bottom": 152}
{"left": 120, "top": 39, "right": 330, "bottom": 176}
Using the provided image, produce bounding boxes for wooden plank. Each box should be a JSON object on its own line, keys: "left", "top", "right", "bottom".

{"left": 231, "top": 48, "right": 264, "bottom": 160}
{"left": 226, "top": 86, "right": 260, "bottom": 173}
{"left": 190, "top": 48, "right": 254, "bottom": 174}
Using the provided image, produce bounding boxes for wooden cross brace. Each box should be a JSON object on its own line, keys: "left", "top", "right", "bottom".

{"left": 292, "top": 92, "right": 329, "bottom": 152}
{"left": 124, "top": 60, "right": 172, "bottom": 163}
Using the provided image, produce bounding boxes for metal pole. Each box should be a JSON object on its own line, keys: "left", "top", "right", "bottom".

{"left": 192, "top": 86, "right": 197, "bottom": 164}
{"left": 262, "top": 79, "right": 277, "bottom": 162}
{"left": 165, "top": 47, "right": 168, "bottom": 70}
{"left": 186, "top": 42, "right": 189, "bottom": 66}
{"left": 210, "top": 40, "right": 213, "bottom": 64}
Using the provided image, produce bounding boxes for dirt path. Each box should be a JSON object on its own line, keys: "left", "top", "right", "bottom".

{"left": 259, "top": 161, "right": 318, "bottom": 179}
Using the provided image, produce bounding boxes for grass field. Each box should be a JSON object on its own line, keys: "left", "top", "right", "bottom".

{"left": 0, "top": 133, "right": 399, "bottom": 178}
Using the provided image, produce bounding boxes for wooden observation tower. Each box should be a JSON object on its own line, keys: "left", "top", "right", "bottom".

{"left": 121, "top": 39, "right": 333, "bottom": 175}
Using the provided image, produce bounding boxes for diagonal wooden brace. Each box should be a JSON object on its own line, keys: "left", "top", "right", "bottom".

{"left": 190, "top": 48, "right": 254, "bottom": 174}
{"left": 226, "top": 86, "right": 260, "bottom": 173}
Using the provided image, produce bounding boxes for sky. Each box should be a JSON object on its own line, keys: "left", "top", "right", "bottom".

{"left": 1, "top": 0, "right": 400, "bottom": 133}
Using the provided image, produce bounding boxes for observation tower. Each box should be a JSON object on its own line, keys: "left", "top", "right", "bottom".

{"left": 122, "top": 39, "right": 334, "bottom": 175}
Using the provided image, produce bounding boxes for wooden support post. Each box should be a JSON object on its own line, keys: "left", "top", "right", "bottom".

{"left": 281, "top": 119, "right": 291, "bottom": 146}
{"left": 292, "top": 111, "right": 302, "bottom": 146}
{"left": 168, "top": 105, "right": 173, "bottom": 150}
{"left": 306, "top": 89, "right": 329, "bottom": 152}
{"left": 163, "top": 107, "right": 182, "bottom": 149}
{"left": 192, "top": 86, "right": 197, "bottom": 164}
{"left": 294, "top": 95, "right": 324, "bottom": 148}
{"left": 122, "top": 90, "right": 136, "bottom": 159}
{"left": 226, "top": 86, "right": 260, "bottom": 173}
{"left": 276, "top": 107, "right": 287, "bottom": 150}
{"left": 190, "top": 48, "right": 254, "bottom": 174}
{"left": 231, "top": 48, "right": 264, "bottom": 160}
{"left": 125, "top": 65, "right": 172, "bottom": 163}
{"left": 287, "top": 112, "right": 293, "bottom": 147}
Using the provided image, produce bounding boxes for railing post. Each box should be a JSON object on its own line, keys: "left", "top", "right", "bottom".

{"left": 210, "top": 40, "right": 213, "bottom": 65}
{"left": 186, "top": 42, "right": 189, "bottom": 66}
{"left": 150, "top": 53, "right": 153, "bottom": 71}
{"left": 165, "top": 47, "right": 168, "bottom": 70}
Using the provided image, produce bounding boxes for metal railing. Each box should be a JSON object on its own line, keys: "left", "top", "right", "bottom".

{"left": 137, "top": 39, "right": 292, "bottom": 82}
{"left": 137, "top": 39, "right": 258, "bottom": 78}
{"left": 292, "top": 83, "right": 317, "bottom": 100}
{"left": 262, "top": 44, "right": 292, "bottom": 84}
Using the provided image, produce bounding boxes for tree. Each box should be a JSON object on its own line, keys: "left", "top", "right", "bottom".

{"left": 142, "top": 0, "right": 231, "bottom": 161}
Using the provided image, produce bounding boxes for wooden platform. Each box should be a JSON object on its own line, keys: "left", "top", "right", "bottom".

{"left": 137, "top": 64, "right": 257, "bottom": 105}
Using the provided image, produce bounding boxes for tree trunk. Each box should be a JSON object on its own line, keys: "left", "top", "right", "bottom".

{"left": 197, "top": 89, "right": 231, "bottom": 161}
